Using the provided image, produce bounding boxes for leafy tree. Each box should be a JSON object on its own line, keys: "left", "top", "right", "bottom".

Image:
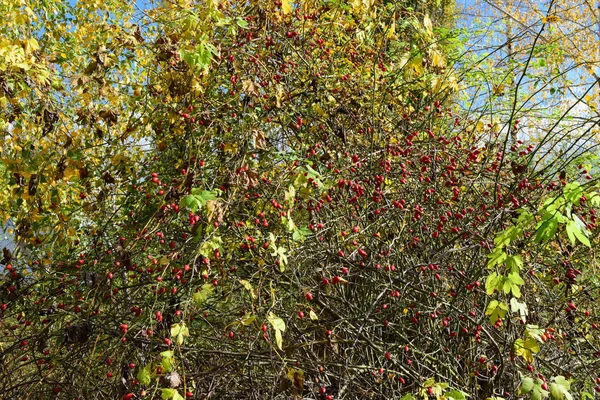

{"left": 1, "top": 0, "right": 599, "bottom": 399}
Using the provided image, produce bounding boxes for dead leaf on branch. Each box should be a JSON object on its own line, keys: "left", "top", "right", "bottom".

{"left": 206, "top": 200, "right": 224, "bottom": 223}
{"left": 160, "top": 371, "right": 181, "bottom": 388}
{"left": 251, "top": 129, "right": 266, "bottom": 149}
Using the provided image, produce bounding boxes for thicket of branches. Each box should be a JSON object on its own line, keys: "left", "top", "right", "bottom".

{"left": 1, "top": 0, "right": 599, "bottom": 399}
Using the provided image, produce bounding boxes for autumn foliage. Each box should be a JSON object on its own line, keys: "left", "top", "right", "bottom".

{"left": 1, "top": 0, "right": 600, "bottom": 399}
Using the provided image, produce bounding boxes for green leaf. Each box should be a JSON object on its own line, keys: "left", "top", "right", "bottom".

{"left": 240, "top": 313, "right": 256, "bottom": 326}
{"left": 190, "top": 188, "right": 218, "bottom": 206}
{"left": 571, "top": 216, "right": 591, "bottom": 247}
{"left": 199, "top": 235, "right": 223, "bottom": 255}
{"left": 485, "top": 300, "right": 508, "bottom": 324}
{"left": 239, "top": 279, "right": 256, "bottom": 299}
{"left": 514, "top": 337, "right": 540, "bottom": 363}
{"left": 267, "top": 312, "right": 285, "bottom": 331}
{"left": 565, "top": 220, "right": 577, "bottom": 246}
{"left": 503, "top": 279, "right": 512, "bottom": 294}
{"left": 160, "top": 350, "right": 174, "bottom": 372}
{"left": 180, "top": 195, "right": 201, "bottom": 212}
{"left": 136, "top": 363, "right": 152, "bottom": 385}
{"left": 520, "top": 377, "right": 534, "bottom": 394}
{"left": 275, "top": 329, "right": 283, "bottom": 350}
{"left": 446, "top": 389, "right": 468, "bottom": 400}
{"left": 170, "top": 322, "right": 189, "bottom": 345}
{"left": 524, "top": 325, "right": 545, "bottom": 341}
{"left": 268, "top": 234, "right": 288, "bottom": 272}
{"left": 511, "top": 284, "right": 522, "bottom": 298}
{"left": 487, "top": 248, "right": 507, "bottom": 268}
{"left": 267, "top": 312, "right": 285, "bottom": 350}
{"left": 193, "top": 284, "right": 214, "bottom": 307}
{"left": 161, "top": 388, "right": 183, "bottom": 400}
{"left": 554, "top": 376, "right": 570, "bottom": 390}
{"left": 485, "top": 272, "right": 501, "bottom": 295}
{"left": 510, "top": 297, "right": 528, "bottom": 320}
{"left": 551, "top": 376, "right": 572, "bottom": 400}
{"left": 508, "top": 272, "right": 524, "bottom": 285}
{"left": 535, "top": 217, "right": 558, "bottom": 243}
{"left": 236, "top": 17, "right": 249, "bottom": 28}
{"left": 179, "top": 188, "right": 220, "bottom": 212}
{"left": 292, "top": 226, "right": 311, "bottom": 242}
{"left": 550, "top": 383, "right": 563, "bottom": 399}
{"left": 506, "top": 255, "right": 523, "bottom": 272}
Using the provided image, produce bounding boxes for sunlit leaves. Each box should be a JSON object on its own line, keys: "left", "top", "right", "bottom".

{"left": 267, "top": 312, "right": 285, "bottom": 350}
{"left": 161, "top": 389, "right": 184, "bottom": 400}
{"left": 192, "top": 284, "right": 214, "bottom": 308}
{"left": 485, "top": 300, "right": 509, "bottom": 324}
{"left": 549, "top": 376, "right": 572, "bottom": 400}
{"left": 268, "top": 233, "right": 288, "bottom": 271}
{"left": 281, "top": 0, "right": 293, "bottom": 15}
{"left": 181, "top": 188, "right": 220, "bottom": 212}
{"left": 514, "top": 336, "right": 540, "bottom": 364}
{"left": 137, "top": 363, "right": 153, "bottom": 385}
{"left": 160, "top": 350, "right": 175, "bottom": 373}
{"left": 171, "top": 322, "right": 190, "bottom": 345}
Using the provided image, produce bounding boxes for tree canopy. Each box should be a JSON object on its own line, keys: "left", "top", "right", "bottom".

{"left": 1, "top": 0, "right": 600, "bottom": 399}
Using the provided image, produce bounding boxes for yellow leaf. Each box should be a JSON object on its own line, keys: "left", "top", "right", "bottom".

{"left": 281, "top": 0, "right": 293, "bottom": 14}
{"left": 223, "top": 142, "right": 237, "bottom": 152}
{"left": 275, "top": 84, "right": 285, "bottom": 108}
{"left": 542, "top": 15, "right": 561, "bottom": 23}
{"left": 430, "top": 49, "right": 445, "bottom": 68}
{"left": 386, "top": 19, "right": 396, "bottom": 40}
{"left": 275, "top": 329, "right": 283, "bottom": 350}
{"left": 423, "top": 14, "right": 433, "bottom": 37}
{"left": 63, "top": 167, "right": 77, "bottom": 181}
